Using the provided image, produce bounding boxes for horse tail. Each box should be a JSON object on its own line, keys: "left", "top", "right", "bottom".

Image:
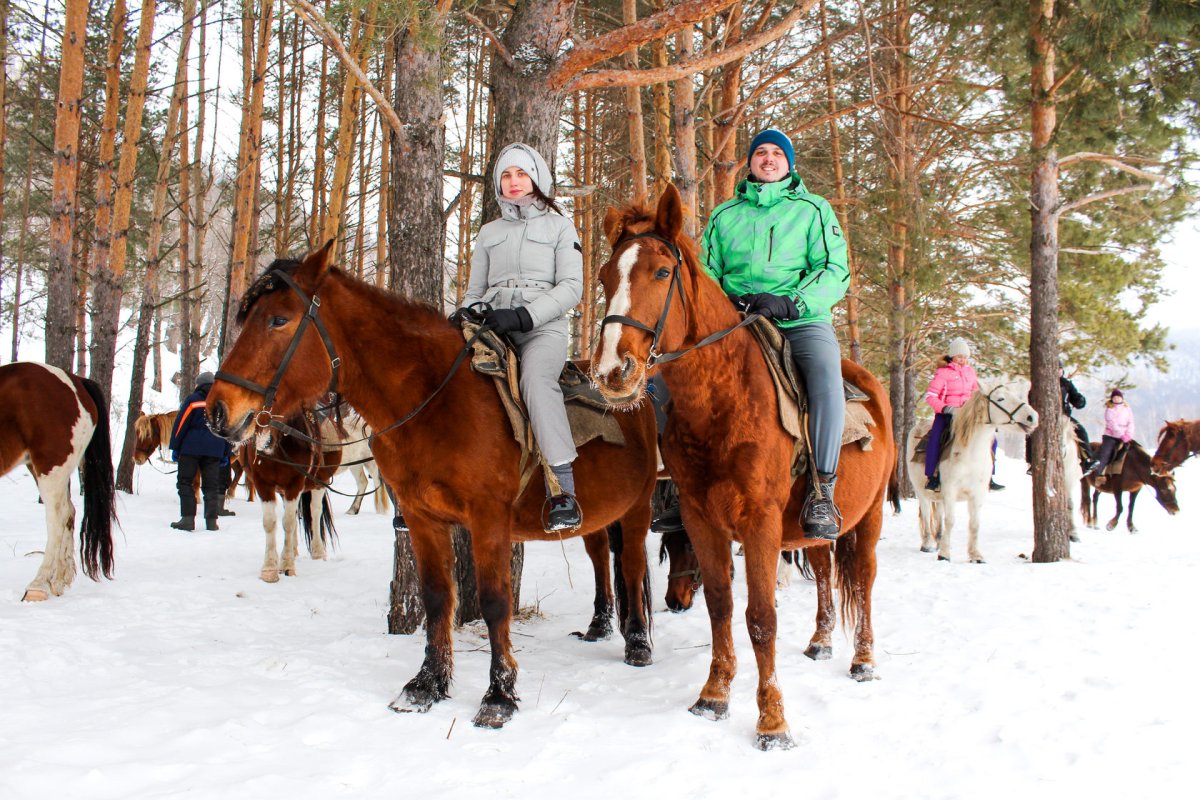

{"left": 300, "top": 490, "right": 314, "bottom": 548}
{"left": 78, "top": 378, "right": 117, "bottom": 580}
{"left": 887, "top": 465, "right": 902, "bottom": 515}
{"left": 608, "top": 522, "right": 653, "bottom": 642}
{"left": 834, "top": 530, "right": 860, "bottom": 632}
{"left": 320, "top": 492, "right": 338, "bottom": 548}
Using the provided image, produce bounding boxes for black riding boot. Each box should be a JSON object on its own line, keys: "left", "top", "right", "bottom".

{"left": 171, "top": 517, "right": 195, "bottom": 531}
{"left": 802, "top": 472, "right": 842, "bottom": 540}
{"left": 650, "top": 496, "right": 685, "bottom": 534}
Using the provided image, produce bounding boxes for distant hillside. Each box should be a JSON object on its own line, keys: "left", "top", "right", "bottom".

{"left": 1073, "top": 328, "right": 1200, "bottom": 445}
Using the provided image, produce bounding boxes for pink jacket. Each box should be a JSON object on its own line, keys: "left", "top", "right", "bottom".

{"left": 1103, "top": 403, "right": 1135, "bottom": 442}
{"left": 924, "top": 362, "right": 979, "bottom": 414}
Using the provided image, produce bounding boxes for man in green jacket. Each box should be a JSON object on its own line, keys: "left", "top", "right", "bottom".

{"left": 702, "top": 128, "right": 850, "bottom": 539}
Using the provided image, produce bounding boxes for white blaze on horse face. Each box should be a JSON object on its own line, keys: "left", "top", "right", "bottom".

{"left": 595, "top": 242, "right": 641, "bottom": 378}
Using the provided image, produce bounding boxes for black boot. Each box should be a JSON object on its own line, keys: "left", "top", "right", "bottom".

{"left": 392, "top": 509, "right": 409, "bottom": 533}
{"left": 217, "top": 497, "right": 236, "bottom": 517}
{"left": 926, "top": 474, "right": 941, "bottom": 492}
{"left": 205, "top": 517, "right": 219, "bottom": 531}
{"left": 545, "top": 494, "right": 583, "bottom": 532}
{"left": 650, "top": 498, "right": 685, "bottom": 534}
{"left": 171, "top": 517, "right": 195, "bottom": 531}
{"left": 989, "top": 480, "right": 1005, "bottom": 492}
{"left": 802, "top": 473, "right": 841, "bottom": 541}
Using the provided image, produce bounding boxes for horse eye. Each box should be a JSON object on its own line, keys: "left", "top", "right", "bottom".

{"left": 269, "top": 315, "right": 289, "bottom": 328}
{"left": 655, "top": 268, "right": 671, "bottom": 280}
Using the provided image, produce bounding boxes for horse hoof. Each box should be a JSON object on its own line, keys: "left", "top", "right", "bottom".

{"left": 1069, "top": 534, "right": 1080, "bottom": 543}
{"left": 755, "top": 730, "right": 797, "bottom": 751}
{"left": 920, "top": 545, "right": 936, "bottom": 553}
{"left": 804, "top": 644, "right": 832, "bottom": 661}
{"left": 570, "top": 619, "right": 613, "bottom": 642}
{"left": 283, "top": 568, "right": 297, "bottom": 577}
{"left": 937, "top": 555, "right": 950, "bottom": 562}
{"left": 1105, "top": 521, "right": 1117, "bottom": 531}
{"left": 390, "top": 688, "right": 436, "bottom": 714}
{"left": 689, "top": 697, "right": 729, "bottom": 721}
{"left": 472, "top": 701, "right": 516, "bottom": 729}
{"left": 850, "top": 663, "right": 876, "bottom": 682}
{"left": 260, "top": 570, "right": 280, "bottom": 583}
{"left": 21, "top": 588, "right": 49, "bottom": 602}
{"left": 624, "top": 644, "right": 653, "bottom": 667}
{"left": 970, "top": 558, "right": 985, "bottom": 564}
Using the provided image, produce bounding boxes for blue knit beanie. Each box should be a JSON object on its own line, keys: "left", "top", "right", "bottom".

{"left": 747, "top": 128, "right": 795, "bottom": 173}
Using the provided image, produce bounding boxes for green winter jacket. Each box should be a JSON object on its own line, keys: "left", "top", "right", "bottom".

{"left": 700, "top": 173, "right": 850, "bottom": 328}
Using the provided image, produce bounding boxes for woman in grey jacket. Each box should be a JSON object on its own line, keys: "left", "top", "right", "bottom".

{"left": 458, "top": 143, "right": 584, "bottom": 532}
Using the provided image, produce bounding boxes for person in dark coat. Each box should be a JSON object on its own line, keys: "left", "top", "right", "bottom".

{"left": 168, "top": 372, "right": 226, "bottom": 531}
{"left": 1025, "top": 362, "right": 1094, "bottom": 472}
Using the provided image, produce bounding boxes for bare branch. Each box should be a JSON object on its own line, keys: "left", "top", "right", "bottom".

{"left": 565, "top": 0, "right": 815, "bottom": 92}
{"left": 1057, "top": 183, "right": 1159, "bottom": 217}
{"left": 1057, "top": 151, "right": 1168, "bottom": 183}
{"left": 462, "top": 10, "right": 514, "bottom": 68}
{"left": 550, "top": 0, "right": 741, "bottom": 90}
{"left": 283, "top": 0, "right": 404, "bottom": 137}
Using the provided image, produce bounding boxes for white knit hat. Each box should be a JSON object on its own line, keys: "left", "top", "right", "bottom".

{"left": 947, "top": 337, "right": 971, "bottom": 358}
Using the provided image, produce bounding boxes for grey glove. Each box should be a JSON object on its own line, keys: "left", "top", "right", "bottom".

{"left": 944, "top": 406, "right": 957, "bottom": 417}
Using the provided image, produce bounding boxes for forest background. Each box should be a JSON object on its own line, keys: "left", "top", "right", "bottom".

{"left": 0, "top": 0, "right": 1196, "bottom": 565}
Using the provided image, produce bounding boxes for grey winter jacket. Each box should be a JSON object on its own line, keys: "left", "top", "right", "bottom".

{"left": 463, "top": 143, "right": 583, "bottom": 329}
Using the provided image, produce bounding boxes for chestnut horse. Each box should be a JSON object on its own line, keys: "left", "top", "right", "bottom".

{"left": 205, "top": 243, "right": 658, "bottom": 730}
{"left": 1, "top": 362, "right": 116, "bottom": 600}
{"left": 237, "top": 415, "right": 341, "bottom": 582}
{"left": 1151, "top": 419, "right": 1200, "bottom": 476}
{"left": 1081, "top": 440, "right": 1179, "bottom": 533}
{"left": 133, "top": 411, "right": 176, "bottom": 464}
{"left": 590, "top": 186, "right": 895, "bottom": 750}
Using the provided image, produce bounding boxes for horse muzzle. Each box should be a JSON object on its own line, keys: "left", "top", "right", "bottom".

{"left": 592, "top": 356, "right": 647, "bottom": 407}
{"left": 206, "top": 401, "right": 256, "bottom": 445}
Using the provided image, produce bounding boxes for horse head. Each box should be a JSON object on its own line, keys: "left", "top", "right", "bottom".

{"left": 1152, "top": 421, "right": 1190, "bottom": 477}
{"left": 132, "top": 412, "right": 159, "bottom": 465}
{"left": 591, "top": 185, "right": 698, "bottom": 405}
{"left": 658, "top": 529, "right": 700, "bottom": 612}
{"left": 207, "top": 240, "right": 339, "bottom": 449}
{"left": 1150, "top": 470, "right": 1180, "bottom": 516}
{"left": 979, "top": 381, "right": 1039, "bottom": 434}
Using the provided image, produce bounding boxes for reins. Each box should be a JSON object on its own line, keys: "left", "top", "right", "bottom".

{"left": 599, "top": 231, "right": 761, "bottom": 368}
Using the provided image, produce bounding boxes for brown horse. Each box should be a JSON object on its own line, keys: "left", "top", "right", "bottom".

{"left": 133, "top": 411, "right": 176, "bottom": 464}
{"left": 1081, "top": 440, "right": 1179, "bottom": 533}
{"left": 0, "top": 362, "right": 117, "bottom": 600}
{"left": 590, "top": 186, "right": 895, "bottom": 750}
{"left": 1151, "top": 419, "right": 1200, "bottom": 476}
{"left": 238, "top": 415, "right": 342, "bottom": 582}
{"left": 205, "top": 243, "right": 658, "bottom": 730}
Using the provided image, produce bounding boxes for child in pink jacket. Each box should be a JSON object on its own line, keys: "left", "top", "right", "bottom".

{"left": 923, "top": 337, "right": 979, "bottom": 490}
{"left": 1086, "top": 389, "right": 1134, "bottom": 475}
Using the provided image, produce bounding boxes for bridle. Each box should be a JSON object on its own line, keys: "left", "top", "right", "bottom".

{"left": 215, "top": 267, "right": 485, "bottom": 448}
{"left": 215, "top": 268, "right": 341, "bottom": 430}
{"left": 599, "top": 231, "right": 760, "bottom": 369}
{"left": 985, "top": 384, "right": 1033, "bottom": 428}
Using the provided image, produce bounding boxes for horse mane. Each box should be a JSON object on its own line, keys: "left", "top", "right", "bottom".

{"left": 950, "top": 385, "right": 991, "bottom": 442}
{"left": 156, "top": 412, "right": 176, "bottom": 445}
{"left": 134, "top": 413, "right": 155, "bottom": 442}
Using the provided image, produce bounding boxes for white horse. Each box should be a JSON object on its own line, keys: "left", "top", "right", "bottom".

{"left": 1059, "top": 416, "right": 1084, "bottom": 540}
{"left": 907, "top": 382, "right": 1039, "bottom": 563}
{"left": 335, "top": 414, "right": 390, "bottom": 515}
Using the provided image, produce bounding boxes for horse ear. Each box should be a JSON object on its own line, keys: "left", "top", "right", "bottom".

{"left": 298, "top": 239, "right": 336, "bottom": 284}
{"left": 655, "top": 183, "right": 684, "bottom": 241}
{"left": 603, "top": 207, "right": 626, "bottom": 247}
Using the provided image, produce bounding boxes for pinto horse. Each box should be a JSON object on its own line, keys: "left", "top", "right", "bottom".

{"left": 205, "top": 242, "right": 658, "bottom": 730}
{"left": 0, "top": 362, "right": 116, "bottom": 600}
{"left": 238, "top": 414, "right": 342, "bottom": 582}
{"left": 1152, "top": 419, "right": 1200, "bottom": 477}
{"left": 1082, "top": 441, "right": 1179, "bottom": 533}
{"left": 590, "top": 186, "right": 895, "bottom": 750}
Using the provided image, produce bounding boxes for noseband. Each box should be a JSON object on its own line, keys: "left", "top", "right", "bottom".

{"left": 985, "top": 385, "right": 1031, "bottom": 426}
{"left": 215, "top": 268, "right": 341, "bottom": 425}
{"left": 599, "top": 232, "right": 759, "bottom": 368}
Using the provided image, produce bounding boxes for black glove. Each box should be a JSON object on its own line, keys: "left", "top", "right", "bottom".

{"left": 726, "top": 293, "right": 750, "bottom": 312}
{"left": 448, "top": 307, "right": 474, "bottom": 326}
{"left": 742, "top": 292, "right": 801, "bottom": 321}
{"left": 484, "top": 306, "right": 534, "bottom": 334}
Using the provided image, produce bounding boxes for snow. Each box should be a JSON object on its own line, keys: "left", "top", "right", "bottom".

{"left": 2, "top": 455, "right": 1197, "bottom": 799}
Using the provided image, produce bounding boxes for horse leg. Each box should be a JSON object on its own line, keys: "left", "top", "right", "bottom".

{"left": 937, "top": 496, "right": 956, "bottom": 562}
{"left": 848, "top": 503, "right": 884, "bottom": 681}
{"left": 804, "top": 545, "right": 834, "bottom": 660}
{"left": 917, "top": 496, "right": 936, "bottom": 553}
{"left": 281, "top": 496, "right": 301, "bottom": 576}
{"left": 23, "top": 470, "right": 77, "bottom": 601}
{"left": 966, "top": 490, "right": 985, "bottom": 564}
{"left": 308, "top": 490, "right": 329, "bottom": 560}
{"left": 347, "top": 466, "right": 366, "bottom": 515}
{"left": 1106, "top": 491, "right": 1122, "bottom": 531}
{"left": 260, "top": 495, "right": 281, "bottom": 583}
{"left": 1127, "top": 489, "right": 1139, "bottom": 533}
{"left": 389, "top": 520, "right": 456, "bottom": 714}
{"left": 615, "top": 509, "right": 654, "bottom": 667}
{"left": 741, "top": 526, "right": 793, "bottom": 750}
{"left": 1090, "top": 489, "right": 1100, "bottom": 529}
{"left": 469, "top": 528, "right": 521, "bottom": 729}
{"left": 686, "top": 520, "right": 737, "bottom": 722}
{"left": 371, "top": 463, "right": 389, "bottom": 515}
{"left": 574, "top": 530, "right": 614, "bottom": 642}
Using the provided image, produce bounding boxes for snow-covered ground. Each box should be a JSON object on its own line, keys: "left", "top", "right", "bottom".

{"left": 1, "top": 454, "right": 1196, "bottom": 799}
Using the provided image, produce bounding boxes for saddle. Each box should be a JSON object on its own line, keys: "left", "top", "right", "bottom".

{"left": 909, "top": 418, "right": 950, "bottom": 465}
{"left": 745, "top": 316, "right": 875, "bottom": 479}
{"left": 461, "top": 322, "right": 625, "bottom": 495}
{"left": 1094, "top": 441, "right": 1132, "bottom": 485}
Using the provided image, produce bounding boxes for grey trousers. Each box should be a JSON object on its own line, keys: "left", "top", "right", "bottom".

{"left": 512, "top": 319, "right": 577, "bottom": 467}
{"left": 783, "top": 322, "right": 845, "bottom": 475}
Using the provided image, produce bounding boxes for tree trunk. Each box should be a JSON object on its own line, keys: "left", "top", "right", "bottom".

{"left": 672, "top": 27, "right": 698, "bottom": 237}
{"left": 375, "top": 41, "right": 392, "bottom": 287}
{"left": 621, "top": 0, "right": 647, "bottom": 198}
{"left": 93, "top": 0, "right": 157, "bottom": 396}
{"left": 712, "top": 6, "right": 743, "bottom": 204}
{"left": 44, "top": 0, "right": 88, "bottom": 369}
{"left": 0, "top": 0, "right": 9, "bottom": 330}
{"left": 309, "top": 2, "right": 330, "bottom": 247}
{"left": 1029, "top": 0, "right": 1071, "bottom": 563}
{"left": 650, "top": 20, "right": 672, "bottom": 195}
